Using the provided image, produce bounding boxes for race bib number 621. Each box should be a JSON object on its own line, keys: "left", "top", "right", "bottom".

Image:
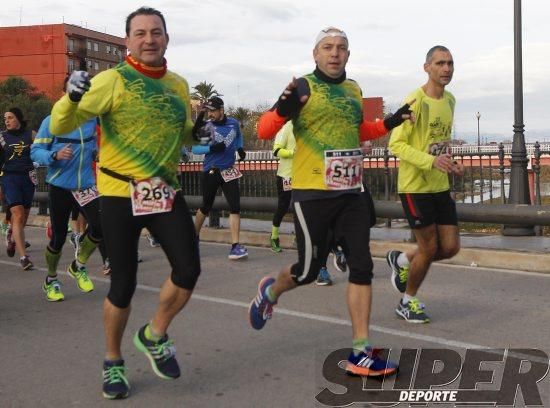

{"left": 429, "top": 141, "right": 451, "bottom": 156}
{"left": 130, "top": 177, "right": 176, "bottom": 216}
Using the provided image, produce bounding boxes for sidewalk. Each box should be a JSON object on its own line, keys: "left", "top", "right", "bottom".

{"left": 26, "top": 214, "right": 550, "bottom": 274}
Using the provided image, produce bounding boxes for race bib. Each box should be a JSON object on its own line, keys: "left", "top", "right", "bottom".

{"left": 324, "top": 149, "right": 363, "bottom": 190}
{"left": 28, "top": 170, "right": 37, "bottom": 186}
{"left": 71, "top": 185, "right": 99, "bottom": 207}
{"left": 429, "top": 141, "right": 451, "bottom": 156}
{"left": 130, "top": 177, "right": 176, "bottom": 216}
{"left": 220, "top": 167, "right": 243, "bottom": 182}
{"left": 282, "top": 177, "right": 292, "bottom": 191}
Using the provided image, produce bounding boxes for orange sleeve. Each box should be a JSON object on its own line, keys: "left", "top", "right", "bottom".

{"left": 359, "top": 119, "right": 388, "bottom": 141}
{"left": 257, "top": 110, "right": 287, "bottom": 140}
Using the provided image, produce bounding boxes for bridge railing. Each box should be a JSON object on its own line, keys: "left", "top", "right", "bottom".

{"left": 28, "top": 142, "right": 550, "bottom": 232}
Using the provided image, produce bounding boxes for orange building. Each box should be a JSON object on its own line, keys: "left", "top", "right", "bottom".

{"left": 0, "top": 24, "right": 126, "bottom": 99}
{"left": 363, "top": 96, "right": 384, "bottom": 122}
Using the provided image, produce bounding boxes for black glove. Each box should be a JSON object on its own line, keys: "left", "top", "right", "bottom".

{"left": 192, "top": 111, "right": 207, "bottom": 141}
{"left": 209, "top": 142, "right": 226, "bottom": 154}
{"left": 66, "top": 71, "right": 91, "bottom": 102}
{"left": 383, "top": 103, "right": 413, "bottom": 131}
{"left": 237, "top": 148, "right": 246, "bottom": 161}
{"left": 276, "top": 87, "right": 302, "bottom": 117}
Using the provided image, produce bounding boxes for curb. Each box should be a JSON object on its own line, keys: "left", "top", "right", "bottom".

{"left": 26, "top": 215, "right": 550, "bottom": 274}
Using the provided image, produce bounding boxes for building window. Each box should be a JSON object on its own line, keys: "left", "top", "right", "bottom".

{"left": 87, "top": 60, "right": 93, "bottom": 69}
{"left": 106, "top": 45, "right": 111, "bottom": 53}
{"left": 68, "top": 39, "right": 74, "bottom": 52}
{"left": 87, "top": 40, "right": 91, "bottom": 50}
{"left": 68, "top": 59, "right": 75, "bottom": 72}
{"left": 93, "top": 42, "right": 99, "bottom": 52}
{"left": 94, "top": 62, "right": 99, "bottom": 70}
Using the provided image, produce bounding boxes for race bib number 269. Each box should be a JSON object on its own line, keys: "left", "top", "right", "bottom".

{"left": 130, "top": 177, "right": 176, "bottom": 216}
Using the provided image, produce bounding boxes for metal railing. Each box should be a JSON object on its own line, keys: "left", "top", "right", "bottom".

{"left": 28, "top": 142, "right": 550, "bottom": 231}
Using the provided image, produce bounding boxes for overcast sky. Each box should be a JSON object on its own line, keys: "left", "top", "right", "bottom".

{"left": 2, "top": 0, "right": 549, "bottom": 139}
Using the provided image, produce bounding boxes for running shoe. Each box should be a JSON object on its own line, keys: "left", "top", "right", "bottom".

{"left": 229, "top": 244, "right": 248, "bottom": 260}
{"left": 68, "top": 261, "right": 94, "bottom": 292}
{"left": 386, "top": 250, "right": 408, "bottom": 293}
{"left": 332, "top": 249, "right": 347, "bottom": 273}
{"left": 133, "top": 325, "right": 180, "bottom": 379}
{"left": 346, "top": 347, "right": 398, "bottom": 377}
{"left": 20, "top": 256, "right": 33, "bottom": 270}
{"left": 395, "top": 298, "right": 430, "bottom": 323}
{"left": 270, "top": 236, "right": 282, "bottom": 253}
{"left": 102, "top": 359, "right": 130, "bottom": 399}
{"left": 316, "top": 267, "right": 333, "bottom": 286}
{"left": 248, "top": 276, "right": 276, "bottom": 330}
{"left": 43, "top": 279, "right": 64, "bottom": 302}
{"left": 146, "top": 234, "right": 160, "bottom": 248}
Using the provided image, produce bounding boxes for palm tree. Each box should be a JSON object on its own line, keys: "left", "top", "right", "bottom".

{"left": 227, "top": 106, "right": 251, "bottom": 127}
{"left": 191, "top": 81, "right": 222, "bottom": 104}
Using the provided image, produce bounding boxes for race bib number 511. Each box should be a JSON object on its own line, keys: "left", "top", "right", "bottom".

{"left": 130, "top": 177, "right": 176, "bottom": 216}
{"left": 324, "top": 149, "right": 363, "bottom": 190}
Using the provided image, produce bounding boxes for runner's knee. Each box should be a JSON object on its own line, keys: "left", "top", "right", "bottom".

{"left": 107, "top": 281, "right": 137, "bottom": 309}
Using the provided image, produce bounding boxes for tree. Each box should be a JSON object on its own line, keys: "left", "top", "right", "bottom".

{"left": 191, "top": 81, "right": 222, "bottom": 104}
{"left": 0, "top": 76, "right": 53, "bottom": 131}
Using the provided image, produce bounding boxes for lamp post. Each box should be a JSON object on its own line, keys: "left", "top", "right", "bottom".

{"left": 503, "top": 0, "right": 534, "bottom": 236}
{"left": 476, "top": 112, "right": 481, "bottom": 153}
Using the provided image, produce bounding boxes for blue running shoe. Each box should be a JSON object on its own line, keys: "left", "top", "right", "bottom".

{"left": 316, "top": 267, "right": 333, "bottom": 286}
{"left": 248, "top": 277, "right": 276, "bottom": 330}
{"left": 133, "top": 325, "right": 180, "bottom": 379}
{"left": 102, "top": 359, "right": 130, "bottom": 399}
{"left": 346, "top": 348, "right": 398, "bottom": 377}
{"left": 229, "top": 243, "right": 248, "bottom": 260}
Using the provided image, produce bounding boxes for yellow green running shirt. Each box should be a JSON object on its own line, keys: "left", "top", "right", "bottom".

{"left": 291, "top": 73, "right": 363, "bottom": 191}
{"left": 50, "top": 60, "right": 193, "bottom": 198}
{"left": 389, "top": 87, "right": 455, "bottom": 193}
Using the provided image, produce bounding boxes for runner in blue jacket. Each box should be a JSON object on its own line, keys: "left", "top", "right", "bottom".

{"left": 32, "top": 115, "right": 101, "bottom": 301}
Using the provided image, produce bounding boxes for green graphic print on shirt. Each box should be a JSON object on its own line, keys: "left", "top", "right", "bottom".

{"left": 292, "top": 74, "right": 363, "bottom": 190}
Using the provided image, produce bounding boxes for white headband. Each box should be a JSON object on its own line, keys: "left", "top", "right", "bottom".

{"left": 315, "top": 27, "right": 348, "bottom": 47}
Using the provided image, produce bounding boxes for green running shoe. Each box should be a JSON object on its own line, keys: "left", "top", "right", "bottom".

{"left": 68, "top": 261, "right": 94, "bottom": 293}
{"left": 43, "top": 279, "right": 65, "bottom": 302}
{"left": 102, "top": 359, "right": 130, "bottom": 399}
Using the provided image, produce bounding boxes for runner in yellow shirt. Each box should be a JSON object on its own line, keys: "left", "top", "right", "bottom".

{"left": 49, "top": 7, "right": 200, "bottom": 399}
{"left": 387, "top": 45, "right": 464, "bottom": 323}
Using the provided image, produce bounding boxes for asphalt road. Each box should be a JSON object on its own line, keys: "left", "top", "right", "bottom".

{"left": 1, "top": 226, "right": 549, "bottom": 407}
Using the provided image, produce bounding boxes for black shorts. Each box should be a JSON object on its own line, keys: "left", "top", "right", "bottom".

{"left": 399, "top": 191, "right": 457, "bottom": 229}
{"left": 291, "top": 193, "right": 374, "bottom": 286}
{"left": 200, "top": 169, "right": 240, "bottom": 214}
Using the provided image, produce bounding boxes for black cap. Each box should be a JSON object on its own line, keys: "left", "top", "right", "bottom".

{"left": 205, "top": 96, "right": 224, "bottom": 110}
